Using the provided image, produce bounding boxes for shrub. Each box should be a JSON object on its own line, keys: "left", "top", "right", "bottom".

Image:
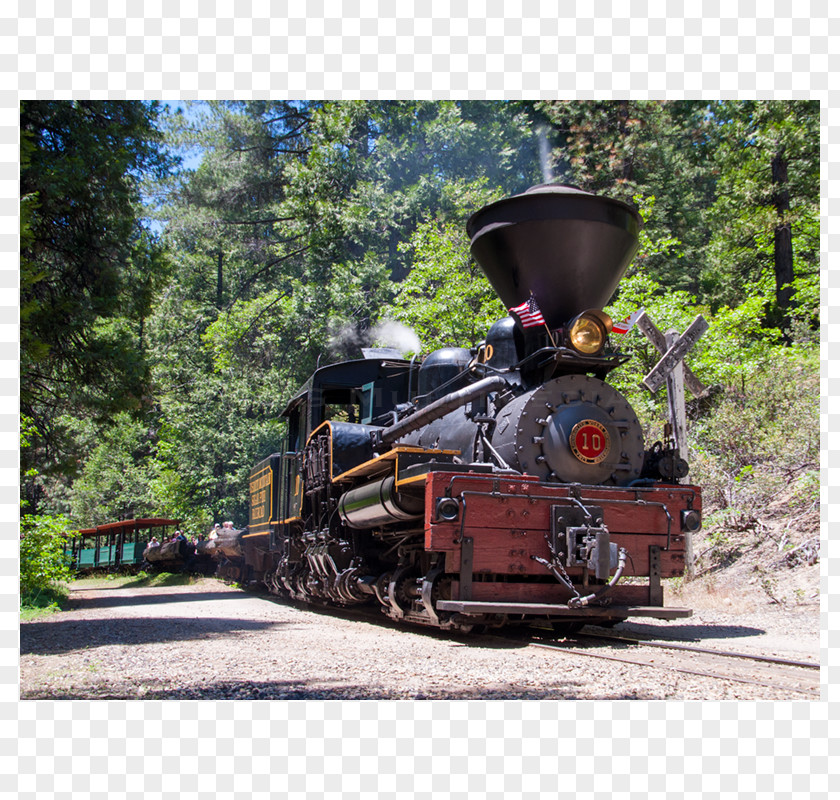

{"left": 20, "top": 513, "right": 73, "bottom": 604}
{"left": 688, "top": 345, "right": 819, "bottom": 524}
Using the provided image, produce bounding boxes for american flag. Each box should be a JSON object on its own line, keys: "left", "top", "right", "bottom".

{"left": 509, "top": 295, "right": 547, "bottom": 328}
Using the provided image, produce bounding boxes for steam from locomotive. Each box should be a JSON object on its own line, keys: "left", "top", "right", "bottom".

{"left": 222, "top": 184, "right": 702, "bottom": 633}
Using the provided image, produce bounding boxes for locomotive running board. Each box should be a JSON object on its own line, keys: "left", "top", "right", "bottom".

{"left": 435, "top": 601, "right": 692, "bottom": 620}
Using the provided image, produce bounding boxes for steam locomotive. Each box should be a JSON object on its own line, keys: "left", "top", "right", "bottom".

{"left": 230, "top": 184, "right": 702, "bottom": 633}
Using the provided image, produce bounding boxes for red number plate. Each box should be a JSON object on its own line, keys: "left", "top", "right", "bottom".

{"left": 569, "top": 420, "right": 609, "bottom": 464}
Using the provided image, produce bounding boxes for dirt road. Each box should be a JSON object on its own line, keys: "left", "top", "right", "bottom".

{"left": 19, "top": 577, "right": 820, "bottom": 700}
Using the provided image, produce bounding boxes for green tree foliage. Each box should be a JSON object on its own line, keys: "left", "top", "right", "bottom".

{"left": 275, "top": 100, "right": 542, "bottom": 359}
{"left": 68, "top": 413, "right": 157, "bottom": 524}
{"left": 20, "top": 100, "right": 819, "bottom": 559}
{"left": 153, "top": 101, "right": 543, "bottom": 376}
{"left": 20, "top": 513, "right": 73, "bottom": 601}
{"left": 19, "top": 417, "right": 72, "bottom": 606}
{"left": 151, "top": 101, "right": 309, "bottom": 312}
{"left": 20, "top": 101, "right": 172, "bottom": 512}
{"left": 20, "top": 101, "right": 171, "bottom": 420}
{"left": 703, "top": 100, "right": 819, "bottom": 333}
{"left": 385, "top": 219, "right": 504, "bottom": 351}
{"left": 606, "top": 273, "right": 780, "bottom": 416}
{"left": 539, "top": 100, "right": 717, "bottom": 294}
{"left": 541, "top": 99, "right": 820, "bottom": 338}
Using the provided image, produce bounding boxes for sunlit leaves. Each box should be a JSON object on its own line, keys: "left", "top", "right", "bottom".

{"left": 68, "top": 413, "right": 156, "bottom": 525}
{"left": 20, "top": 513, "right": 73, "bottom": 598}
{"left": 386, "top": 220, "right": 504, "bottom": 352}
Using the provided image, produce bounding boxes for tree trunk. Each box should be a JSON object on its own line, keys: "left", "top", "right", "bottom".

{"left": 216, "top": 250, "right": 224, "bottom": 309}
{"left": 771, "top": 149, "right": 794, "bottom": 333}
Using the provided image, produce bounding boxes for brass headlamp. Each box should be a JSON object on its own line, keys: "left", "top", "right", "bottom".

{"left": 566, "top": 309, "right": 613, "bottom": 355}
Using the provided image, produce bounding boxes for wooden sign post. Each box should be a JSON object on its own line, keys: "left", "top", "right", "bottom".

{"left": 637, "top": 313, "right": 707, "bottom": 399}
{"left": 640, "top": 314, "right": 709, "bottom": 469}
{"left": 640, "top": 313, "right": 708, "bottom": 578}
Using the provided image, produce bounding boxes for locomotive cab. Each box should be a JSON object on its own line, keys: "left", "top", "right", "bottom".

{"left": 271, "top": 357, "right": 418, "bottom": 547}
{"left": 282, "top": 356, "right": 417, "bottom": 438}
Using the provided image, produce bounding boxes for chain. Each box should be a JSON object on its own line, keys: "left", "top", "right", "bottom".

{"left": 531, "top": 533, "right": 582, "bottom": 600}
{"left": 552, "top": 554, "right": 581, "bottom": 600}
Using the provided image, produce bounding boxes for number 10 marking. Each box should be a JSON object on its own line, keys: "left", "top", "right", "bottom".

{"left": 581, "top": 432, "right": 602, "bottom": 451}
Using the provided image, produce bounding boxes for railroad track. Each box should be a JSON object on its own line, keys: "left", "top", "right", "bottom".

{"left": 255, "top": 587, "right": 820, "bottom": 697}
{"left": 525, "top": 628, "right": 821, "bottom": 698}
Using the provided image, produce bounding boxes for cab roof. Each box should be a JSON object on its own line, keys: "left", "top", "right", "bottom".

{"left": 280, "top": 357, "right": 412, "bottom": 418}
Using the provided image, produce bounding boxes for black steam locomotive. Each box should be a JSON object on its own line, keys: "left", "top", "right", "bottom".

{"left": 230, "top": 184, "right": 701, "bottom": 633}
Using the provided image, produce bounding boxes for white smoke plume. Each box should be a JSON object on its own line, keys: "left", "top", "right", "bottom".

{"left": 370, "top": 320, "right": 421, "bottom": 355}
{"left": 537, "top": 125, "right": 553, "bottom": 184}
{"left": 328, "top": 319, "right": 421, "bottom": 360}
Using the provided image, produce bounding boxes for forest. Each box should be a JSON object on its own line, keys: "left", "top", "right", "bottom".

{"left": 19, "top": 100, "right": 820, "bottom": 600}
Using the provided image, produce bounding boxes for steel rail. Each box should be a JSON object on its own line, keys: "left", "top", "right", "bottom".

{"left": 253, "top": 585, "right": 818, "bottom": 696}
{"left": 526, "top": 638, "right": 820, "bottom": 698}
{"left": 574, "top": 631, "right": 819, "bottom": 670}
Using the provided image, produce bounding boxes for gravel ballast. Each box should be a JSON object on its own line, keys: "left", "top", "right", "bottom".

{"left": 20, "top": 576, "right": 820, "bottom": 701}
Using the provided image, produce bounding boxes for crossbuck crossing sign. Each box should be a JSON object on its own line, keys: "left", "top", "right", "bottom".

{"left": 642, "top": 315, "right": 709, "bottom": 395}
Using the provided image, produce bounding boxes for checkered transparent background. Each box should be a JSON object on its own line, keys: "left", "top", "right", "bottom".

{"left": 3, "top": 0, "right": 837, "bottom": 796}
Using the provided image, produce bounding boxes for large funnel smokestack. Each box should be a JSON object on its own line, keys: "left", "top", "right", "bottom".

{"left": 466, "top": 184, "right": 642, "bottom": 330}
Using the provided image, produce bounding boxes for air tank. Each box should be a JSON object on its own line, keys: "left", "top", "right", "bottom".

{"left": 466, "top": 184, "right": 642, "bottom": 329}
{"left": 337, "top": 476, "right": 425, "bottom": 529}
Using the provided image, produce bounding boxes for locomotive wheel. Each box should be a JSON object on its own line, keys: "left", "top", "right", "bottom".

{"left": 387, "top": 571, "right": 414, "bottom": 615}
{"left": 372, "top": 572, "right": 391, "bottom": 609}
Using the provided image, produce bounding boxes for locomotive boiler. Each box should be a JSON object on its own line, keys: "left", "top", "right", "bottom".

{"left": 237, "top": 184, "right": 701, "bottom": 633}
